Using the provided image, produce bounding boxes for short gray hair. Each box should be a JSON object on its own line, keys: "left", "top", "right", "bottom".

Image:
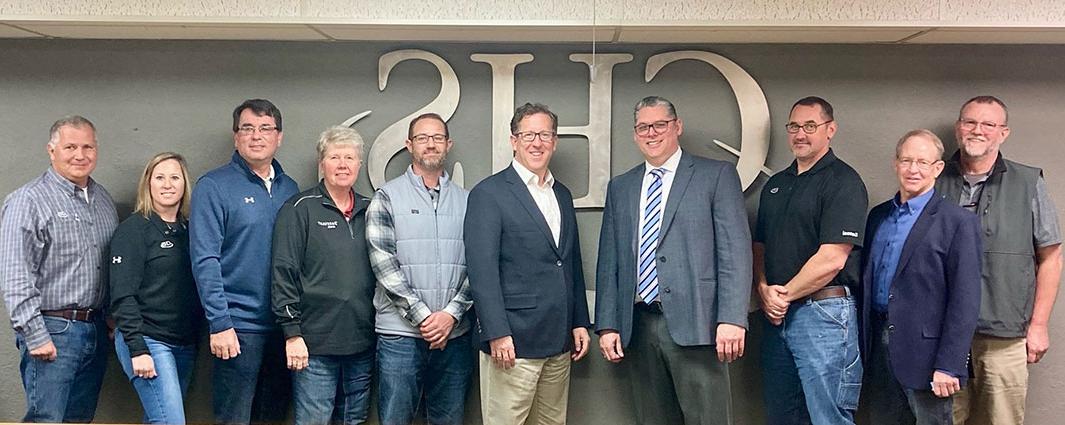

{"left": 49, "top": 115, "right": 96, "bottom": 146}
{"left": 896, "top": 129, "right": 944, "bottom": 159}
{"left": 633, "top": 96, "right": 677, "bottom": 122}
{"left": 316, "top": 126, "right": 365, "bottom": 162}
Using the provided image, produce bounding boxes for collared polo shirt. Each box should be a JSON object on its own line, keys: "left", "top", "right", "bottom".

{"left": 755, "top": 148, "right": 868, "bottom": 290}
{"left": 869, "top": 189, "right": 935, "bottom": 312}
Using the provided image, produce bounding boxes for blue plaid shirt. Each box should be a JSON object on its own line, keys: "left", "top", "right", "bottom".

{"left": 0, "top": 168, "right": 118, "bottom": 349}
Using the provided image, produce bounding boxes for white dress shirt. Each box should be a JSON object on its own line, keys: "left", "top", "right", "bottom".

{"left": 635, "top": 147, "right": 682, "bottom": 292}
{"left": 512, "top": 160, "right": 561, "bottom": 246}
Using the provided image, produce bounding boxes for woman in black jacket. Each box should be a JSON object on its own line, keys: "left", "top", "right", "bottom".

{"left": 109, "top": 152, "right": 202, "bottom": 424}
{"left": 271, "top": 126, "right": 377, "bottom": 425}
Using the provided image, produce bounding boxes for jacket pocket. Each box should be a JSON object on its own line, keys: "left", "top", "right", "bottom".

{"left": 504, "top": 294, "right": 537, "bottom": 310}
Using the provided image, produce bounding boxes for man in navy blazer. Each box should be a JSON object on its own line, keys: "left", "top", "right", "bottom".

{"left": 595, "top": 96, "right": 752, "bottom": 424}
{"left": 464, "top": 103, "right": 591, "bottom": 425}
{"left": 860, "top": 129, "right": 982, "bottom": 424}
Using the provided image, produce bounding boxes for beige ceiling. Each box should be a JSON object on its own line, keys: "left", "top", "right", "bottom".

{"left": 3, "top": 21, "right": 1065, "bottom": 44}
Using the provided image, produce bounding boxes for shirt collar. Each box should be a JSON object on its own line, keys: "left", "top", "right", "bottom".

{"left": 785, "top": 148, "right": 838, "bottom": 176}
{"left": 45, "top": 167, "right": 94, "bottom": 195}
{"left": 892, "top": 188, "right": 935, "bottom": 215}
{"left": 644, "top": 147, "right": 683, "bottom": 176}
{"left": 511, "top": 159, "right": 554, "bottom": 189}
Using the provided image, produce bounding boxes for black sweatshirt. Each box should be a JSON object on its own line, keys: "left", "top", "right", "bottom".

{"left": 109, "top": 213, "right": 202, "bottom": 357}
{"left": 271, "top": 182, "right": 376, "bottom": 356}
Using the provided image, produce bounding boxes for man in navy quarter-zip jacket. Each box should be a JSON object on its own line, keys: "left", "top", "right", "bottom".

{"left": 190, "top": 99, "right": 299, "bottom": 424}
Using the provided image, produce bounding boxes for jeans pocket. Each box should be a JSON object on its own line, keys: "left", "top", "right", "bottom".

{"left": 837, "top": 350, "right": 863, "bottom": 411}
{"left": 811, "top": 298, "right": 851, "bottom": 328}
{"left": 43, "top": 316, "right": 71, "bottom": 335}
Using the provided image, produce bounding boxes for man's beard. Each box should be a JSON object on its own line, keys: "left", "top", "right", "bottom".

{"left": 415, "top": 151, "right": 447, "bottom": 171}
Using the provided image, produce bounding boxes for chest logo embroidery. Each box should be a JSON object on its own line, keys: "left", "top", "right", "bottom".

{"left": 112, "top": 256, "right": 122, "bottom": 264}
{"left": 411, "top": 209, "right": 420, "bottom": 214}
{"left": 57, "top": 211, "right": 70, "bottom": 218}
{"left": 160, "top": 241, "right": 174, "bottom": 249}
{"left": 244, "top": 197, "right": 255, "bottom": 204}
{"left": 769, "top": 187, "right": 779, "bottom": 194}
{"left": 842, "top": 230, "right": 859, "bottom": 238}
{"left": 317, "top": 220, "right": 338, "bottom": 229}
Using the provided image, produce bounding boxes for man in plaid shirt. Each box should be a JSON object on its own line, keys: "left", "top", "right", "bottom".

{"left": 366, "top": 112, "right": 473, "bottom": 425}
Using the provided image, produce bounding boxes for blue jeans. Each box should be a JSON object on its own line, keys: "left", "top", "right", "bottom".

{"left": 292, "top": 349, "right": 375, "bottom": 425}
{"left": 114, "top": 329, "right": 197, "bottom": 424}
{"left": 762, "top": 296, "right": 863, "bottom": 425}
{"left": 16, "top": 316, "right": 108, "bottom": 423}
{"left": 212, "top": 331, "right": 291, "bottom": 424}
{"left": 376, "top": 332, "right": 473, "bottom": 425}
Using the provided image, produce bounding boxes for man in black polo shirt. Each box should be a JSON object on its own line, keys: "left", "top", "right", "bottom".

{"left": 754, "top": 96, "right": 868, "bottom": 425}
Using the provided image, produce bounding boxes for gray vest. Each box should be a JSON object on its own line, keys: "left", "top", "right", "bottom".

{"left": 936, "top": 154, "right": 1041, "bottom": 337}
{"left": 373, "top": 166, "right": 470, "bottom": 338}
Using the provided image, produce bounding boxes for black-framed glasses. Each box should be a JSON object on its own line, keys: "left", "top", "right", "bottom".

{"left": 237, "top": 125, "right": 278, "bottom": 135}
{"left": 514, "top": 131, "right": 557, "bottom": 143}
{"left": 785, "top": 120, "right": 833, "bottom": 134}
{"left": 895, "top": 157, "right": 941, "bottom": 171}
{"left": 410, "top": 133, "right": 448, "bottom": 145}
{"left": 957, "top": 119, "right": 1006, "bottom": 132}
{"left": 634, "top": 119, "right": 677, "bottom": 136}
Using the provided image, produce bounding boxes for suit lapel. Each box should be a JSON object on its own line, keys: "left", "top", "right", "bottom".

{"left": 619, "top": 166, "right": 644, "bottom": 258}
{"left": 893, "top": 194, "right": 941, "bottom": 282}
{"left": 504, "top": 166, "right": 562, "bottom": 257}
{"left": 554, "top": 183, "right": 574, "bottom": 256}
{"left": 658, "top": 153, "right": 695, "bottom": 240}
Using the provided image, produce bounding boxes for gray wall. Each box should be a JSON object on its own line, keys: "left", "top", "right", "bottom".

{"left": 1, "top": 39, "right": 1063, "bottom": 424}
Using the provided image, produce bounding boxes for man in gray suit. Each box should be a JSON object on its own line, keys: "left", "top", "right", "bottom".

{"left": 595, "top": 96, "right": 753, "bottom": 425}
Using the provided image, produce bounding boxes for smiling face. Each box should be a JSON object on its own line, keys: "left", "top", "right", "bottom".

{"left": 233, "top": 108, "right": 282, "bottom": 168}
{"left": 510, "top": 112, "right": 557, "bottom": 179}
{"left": 955, "top": 101, "right": 1009, "bottom": 161}
{"left": 48, "top": 125, "right": 97, "bottom": 187}
{"left": 406, "top": 116, "right": 452, "bottom": 173}
{"left": 149, "top": 158, "right": 185, "bottom": 212}
{"left": 633, "top": 105, "right": 683, "bottom": 167}
{"left": 787, "top": 103, "right": 836, "bottom": 165}
{"left": 319, "top": 144, "right": 360, "bottom": 191}
{"left": 895, "top": 134, "right": 944, "bottom": 202}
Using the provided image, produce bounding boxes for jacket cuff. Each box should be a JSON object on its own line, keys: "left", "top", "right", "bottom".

{"left": 281, "top": 322, "right": 302, "bottom": 339}
{"left": 126, "top": 335, "right": 150, "bottom": 357}
{"left": 405, "top": 302, "right": 433, "bottom": 327}
{"left": 208, "top": 316, "right": 234, "bottom": 334}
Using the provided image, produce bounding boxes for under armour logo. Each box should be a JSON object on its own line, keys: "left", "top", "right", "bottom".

{"left": 244, "top": 197, "right": 255, "bottom": 204}
{"left": 112, "top": 256, "right": 122, "bottom": 264}
{"left": 160, "top": 241, "right": 174, "bottom": 249}
{"left": 769, "top": 187, "right": 779, "bottom": 194}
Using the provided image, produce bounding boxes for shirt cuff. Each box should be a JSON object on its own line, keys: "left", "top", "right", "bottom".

{"left": 208, "top": 315, "right": 234, "bottom": 334}
{"left": 20, "top": 316, "right": 52, "bottom": 351}
{"left": 405, "top": 302, "right": 433, "bottom": 327}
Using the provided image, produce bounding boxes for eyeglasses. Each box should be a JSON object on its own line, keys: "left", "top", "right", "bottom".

{"left": 895, "top": 157, "right": 941, "bottom": 171}
{"left": 634, "top": 119, "right": 677, "bottom": 136}
{"left": 514, "top": 131, "right": 557, "bottom": 143}
{"left": 237, "top": 125, "right": 278, "bottom": 135}
{"left": 785, "top": 120, "right": 833, "bottom": 134}
{"left": 957, "top": 119, "right": 1006, "bottom": 132}
{"left": 410, "top": 133, "right": 448, "bottom": 145}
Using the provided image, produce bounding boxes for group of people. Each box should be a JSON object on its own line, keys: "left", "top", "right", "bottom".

{"left": 0, "top": 94, "right": 1058, "bottom": 425}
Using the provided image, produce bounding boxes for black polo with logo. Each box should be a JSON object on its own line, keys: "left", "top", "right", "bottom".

{"left": 754, "top": 148, "right": 868, "bottom": 290}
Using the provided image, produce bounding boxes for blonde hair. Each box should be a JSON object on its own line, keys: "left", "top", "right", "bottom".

{"left": 134, "top": 152, "right": 192, "bottom": 220}
{"left": 316, "top": 126, "right": 365, "bottom": 163}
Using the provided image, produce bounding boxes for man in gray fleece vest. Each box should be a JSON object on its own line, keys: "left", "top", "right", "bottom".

{"left": 367, "top": 113, "right": 473, "bottom": 425}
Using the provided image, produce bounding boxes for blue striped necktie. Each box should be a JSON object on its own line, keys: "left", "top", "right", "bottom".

{"left": 638, "top": 168, "right": 665, "bottom": 303}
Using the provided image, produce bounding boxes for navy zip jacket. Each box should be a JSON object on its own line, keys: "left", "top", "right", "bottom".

{"left": 190, "top": 151, "right": 298, "bottom": 333}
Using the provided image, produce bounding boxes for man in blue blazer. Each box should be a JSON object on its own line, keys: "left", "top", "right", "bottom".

{"left": 595, "top": 96, "right": 753, "bottom": 424}
{"left": 464, "top": 103, "right": 591, "bottom": 425}
{"left": 860, "top": 129, "right": 982, "bottom": 424}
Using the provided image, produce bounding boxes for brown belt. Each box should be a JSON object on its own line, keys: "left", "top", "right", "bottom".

{"left": 802, "top": 286, "right": 849, "bottom": 303}
{"left": 41, "top": 308, "right": 98, "bottom": 322}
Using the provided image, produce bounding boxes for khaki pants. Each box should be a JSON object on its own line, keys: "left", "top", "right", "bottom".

{"left": 953, "top": 334, "right": 1028, "bottom": 425}
{"left": 479, "top": 351, "right": 572, "bottom": 425}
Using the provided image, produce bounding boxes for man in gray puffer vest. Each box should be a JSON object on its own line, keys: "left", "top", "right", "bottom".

{"left": 367, "top": 113, "right": 473, "bottom": 425}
